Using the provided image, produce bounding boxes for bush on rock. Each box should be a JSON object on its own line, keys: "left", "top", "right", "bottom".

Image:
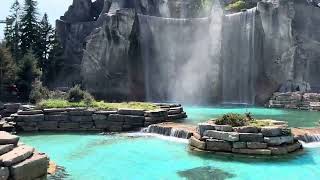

{"left": 215, "top": 113, "right": 249, "bottom": 127}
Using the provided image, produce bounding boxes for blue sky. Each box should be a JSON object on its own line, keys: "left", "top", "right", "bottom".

{"left": 0, "top": 0, "right": 73, "bottom": 40}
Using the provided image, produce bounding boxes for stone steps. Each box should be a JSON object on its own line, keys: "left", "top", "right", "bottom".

{"left": 0, "top": 131, "right": 49, "bottom": 180}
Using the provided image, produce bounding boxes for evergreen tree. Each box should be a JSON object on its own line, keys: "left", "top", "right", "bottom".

{"left": 4, "top": 0, "right": 21, "bottom": 61}
{"left": 44, "top": 34, "right": 64, "bottom": 85}
{"left": 0, "top": 45, "right": 17, "bottom": 91}
{"left": 20, "top": 0, "right": 39, "bottom": 57}
{"left": 36, "top": 13, "right": 54, "bottom": 70}
{"left": 16, "top": 50, "right": 41, "bottom": 100}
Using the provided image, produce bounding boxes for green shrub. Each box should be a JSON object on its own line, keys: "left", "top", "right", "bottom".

{"left": 215, "top": 113, "right": 248, "bottom": 127}
{"left": 225, "top": 0, "right": 246, "bottom": 12}
{"left": 29, "top": 80, "right": 50, "bottom": 104}
{"left": 67, "top": 85, "right": 94, "bottom": 105}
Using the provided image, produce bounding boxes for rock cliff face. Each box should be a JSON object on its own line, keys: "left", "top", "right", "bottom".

{"left": 55, "top": 0, "right": 320, "bottom": 104}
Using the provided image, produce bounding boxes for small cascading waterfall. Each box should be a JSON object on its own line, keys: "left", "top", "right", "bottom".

{"left": 138, "top": 2, "right": 222, "bottom": 104}
{"left": 142, "top": 124, "right": 193, "bottom": 139}
{"left": 221, "top": 8, "right": 263, "bottom": 105}
{"left": 297, "top": 134, "right": 320, "bottom": 143}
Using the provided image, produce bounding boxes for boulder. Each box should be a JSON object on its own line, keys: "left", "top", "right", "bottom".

{"left": 168, "top": 107, "right": 183, "bottom": 115}
{"left": 94, "top": 119, "right": 110, "bottom": 129}
{"left": 168, "top": 112, "right": 187, "bottom": 120}
{"left": 268, "top": 146, "right": 288, "bottom": 155}
{"left": 0, "top": 144, "right": 15, "bottom": 156}
{"left": 70, "top": 116, "right": 92, "bottom": 122}
{"left": 16, "top": 114, "right": 44, "bottom": 122}
{"left": 189, "top": 136, "right": 206, "bottom": 150}
{"left": 197, "top": 123, "right": 215, "bottom": 137}
{"left": 44, "top": 114, "right": 69, "bottom": 121}
{"left": 4, "top": 103, "right": 21, "bottom": 113}
{"left": 206, "top": 139, "right": 232, "bottom": 152}
{"left": 108, "top": 114, "right": 125, "bottom": 122}
{"left": 58, "top": 122, "right": 80, "bottom": 130}
{"left": 118, "top": 109, "right": 145, "bottom": 116}
{"left": 79, "top": 122, "right": 94, "bottom": 129}
{"left": 261, "top": 127, "right": 282, "bottom": 137}
{"left": 17, "top": 110, "right": 43, "bottom": 115}
{"left": 232, "top": 148, "right": 271, "bottom": 155}
{"left": 232, "top": 142, "right": 247, "bottom": 149}
{"left": 10, "top": 152, "right": 48, "bottom": 180}
{"left": 38, "top": 121, "right": 59, "bottom": 131}
{"left": 204, "top": 130, "right": 239, "bottom": 142}
{"left": 94, "top": 111, "right": 117, "bottom": 115}
{"left": 145, "top": 110, "right": 168, "bottom": 117}
{"left": 213, "top": 125, "right": 233, "bottom": 132}
{"left": 68, "top": 109, "right": 95, "bottom": 116}
{"left": 234, "top": 126, "right": 259, "bottom": 133}
{"left": 0, "top": 167, "right": 9, "bottom": 180}
{"left": 286, "top": 142, "right": 302, "bottom": 153}
{"left": 0, "top": 132, "right": 19, "bottom": 145}
{"left": 239, "top": 133, "right": 264, "bottom": 142}
{"left": 264, "top": 136, "right": 294, "bottom": 146}
{"left": 0, "top": 145, "right": 34, "bottom": 166}
{"left": 43, "top": 108, "right": 67, "bottom": 114}
{"left": 92, "top": 114, "right": 107, "bottom": 121}
{"left": 247, "top": 142, "right": 267, "bottom": 149}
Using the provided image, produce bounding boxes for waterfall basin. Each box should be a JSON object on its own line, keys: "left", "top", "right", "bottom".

{"left": 20, "top": 132, "right": 320, "bottom": 180}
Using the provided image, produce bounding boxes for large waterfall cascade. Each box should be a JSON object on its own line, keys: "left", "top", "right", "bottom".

{"left": 221, "top": 8, "right": 262, "bottom": 105}
{"left": 138, "top": 1, "right": 223, "bottom": 104}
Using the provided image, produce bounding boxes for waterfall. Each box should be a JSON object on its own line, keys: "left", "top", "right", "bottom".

{"left": 143, "top": 124, "right": 193, "bottom": 139}
{"left": 138, "top": 2, "right": 222, "bottom": 104}
{"left": 221, "top": 8, "right": 263, "bottom": 104}
{"left": 297, "top": 134, "right": 320, "bottom": 143}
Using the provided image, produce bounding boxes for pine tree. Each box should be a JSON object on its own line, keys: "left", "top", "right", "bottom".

{"left": 20, "top": 0, "right": 39, "bottom": 57}
{"left": 44, "top": 33, "right": 64, "bottom": 85}
{"left": 4, "top": 0, "right": 21, "bottom": 61}
{"left": 0, "top": 45, "right": 17, "bottom": 91}
{"left": 36, "top": 13, "right": 54, "bottom": 70}
{"left": 16, "top": 49, "right": 41, "bottom": 100}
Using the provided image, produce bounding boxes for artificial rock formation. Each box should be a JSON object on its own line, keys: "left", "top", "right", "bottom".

{"left": 6, "top": 104, "right": 187, "bottom": 132}
{"left": 55, "top": 0, "right": 320, "bottom": 104}
{"left": 190, "top": 121, "right": 302, "bottom": 155}
{"left": 0, "top": 132, "right": 49, "bottom": 180}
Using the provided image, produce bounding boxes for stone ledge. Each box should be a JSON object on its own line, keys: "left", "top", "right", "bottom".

{"left": 10, "top": 104, "right": 188, "bottom": 133}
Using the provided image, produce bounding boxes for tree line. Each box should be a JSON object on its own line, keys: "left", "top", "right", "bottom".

{"left": 0, "top": 0, "right": 63, "bottom": 101}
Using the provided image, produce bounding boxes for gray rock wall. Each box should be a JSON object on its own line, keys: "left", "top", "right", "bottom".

{"left": 55, "top": 0, "right": 320, "bottom": 104}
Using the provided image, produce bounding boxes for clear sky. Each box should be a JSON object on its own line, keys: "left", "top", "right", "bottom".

{"left": 0, "top": 0, "right": 73, "bottom": 40}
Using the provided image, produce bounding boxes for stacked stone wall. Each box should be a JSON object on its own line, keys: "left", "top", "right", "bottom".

{"left": 267, "top": 92, "right": 320, "bottom": 111}
{"left": 0, "top": 131, "right": 49, "bottom": 180}
{"left": 7, "top": 104, "right": 187, "bottom": 132}
{"left": 190, "top": 123, "right": 302, "bottom": 155}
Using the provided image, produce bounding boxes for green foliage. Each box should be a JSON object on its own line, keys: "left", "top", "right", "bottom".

{"left": 36, "top": 13, "right": 54, "bottom": 71}
{"left": 20, "top": 0, "right": 39, "bottom": 56}
{"left": 0, "top": 46, "right": 16, "bottom": 86}
{"left": 225, "top": 0, "right": 246, "bottom": 12}
{"left": 4, "top": 0, "right": 21, "bottom": 61}
{"left": 66, "top": 85, "right": 94, "bottom": 106}
{"left": 16, "top": 50, "right": 41, "bottom": 100}
{"left": 29, "top": 80, "right": 50, "bottom": 104}
{"left": 37, "top": 99, "right": 158, "bottom": 111}
{"left": 215, "top": 113, "right": 248, "bottom": 127}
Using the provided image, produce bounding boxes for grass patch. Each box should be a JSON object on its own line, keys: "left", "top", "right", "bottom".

{"left": 214, "top": 113, "right": 275, "bottom": 128}
{"left": 37, "top": 99, "right": 158, "bottom": 111}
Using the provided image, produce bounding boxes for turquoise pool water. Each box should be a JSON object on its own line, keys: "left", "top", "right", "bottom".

{"left": 184, "top": 106, "right": 320, "bottom": 127}
{"left": 21, "top": 133, "right": 320, "bottom": 180}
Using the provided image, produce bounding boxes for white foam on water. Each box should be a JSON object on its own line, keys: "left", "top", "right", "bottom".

{"left": 300, "top": 141, "right": 320, "bottom": 148}
{"left": 123, "top": 132, "right": 189, "bottom": 144}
